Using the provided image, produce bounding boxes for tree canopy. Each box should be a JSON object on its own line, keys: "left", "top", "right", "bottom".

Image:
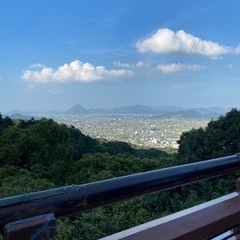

{"left": 0, "top": 110, "right": 239, "bottom": 239}
{"left": 177, "top": 108, "right": 240, "bottom": 163}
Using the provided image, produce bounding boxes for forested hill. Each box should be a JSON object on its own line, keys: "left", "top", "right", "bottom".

{"left": 0, "top": 109, "right": 240, "bottom": 239}
{"left": 0, "top": 113, "right": 175, "bottom": 239}
{"left": 0, "top": 113, "right": 177, "bottom": 199}
{"left": 0, "top": 114, "right": 172, "bottom": 182}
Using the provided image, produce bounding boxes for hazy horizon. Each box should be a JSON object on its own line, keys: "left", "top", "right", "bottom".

{"left": 1, "top": 1, "right": 240, "bottom": 113}
{"left": 2, "top": 103, "right": 232, "bottom": 115}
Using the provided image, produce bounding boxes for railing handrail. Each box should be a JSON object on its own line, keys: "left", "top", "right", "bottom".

{"left": 1, "top": 154, "right": 240, "bottom": 239}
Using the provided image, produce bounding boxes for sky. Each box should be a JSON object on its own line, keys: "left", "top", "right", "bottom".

{"left": 0, "top": 0, "right": 240, "bottom": 112}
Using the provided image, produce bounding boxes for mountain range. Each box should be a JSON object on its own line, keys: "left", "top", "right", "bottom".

{"left": 62, "top": 104, "right": 228, "bottom": 118}
{"left": 5, "top": 104, "right": 231, "bottom": 119}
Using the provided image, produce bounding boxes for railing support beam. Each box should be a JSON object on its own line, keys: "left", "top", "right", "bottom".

{"left": 3, "top": 213, "right": 56, "bottom": 240}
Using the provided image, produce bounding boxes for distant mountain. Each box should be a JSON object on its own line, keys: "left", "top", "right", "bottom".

{"left": 6, "top": 110, "right": 40, "bottom": 116}
{"left": 160, "top": 110, "right": 220, "bottom": 119}
{"left": 189, "top": 107, "right": 229, "bottom": 115}
{"left": 5, "top": 110, "right": 41, "bottom": 120}
{"left": 5, "top": 104, "right": 229, "bottom": 118}
{"left": 9, "top": 114, "right": 39, "bottom": 120}
{"left": 152, "top": 106, "right": 185, "bottom": 114}
{"left": 62, "top": 104, "right": 229, "bottom": 117}
{"left": 109, "top": 105, "right": 153, "bottom": 114}
{"left": 64, "top": 104, "right": 91, "bottom": 115}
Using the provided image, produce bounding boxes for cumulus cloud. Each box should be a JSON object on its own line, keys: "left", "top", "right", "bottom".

{"left": 156, "top": 63, "right": 206, "bottom": 74}
{"left": 114, "top": 61, "right": 150, "bottom": 68}
{"left": 22, "top": 60, "right": 133, "bottom": 84}
{"left": 136, "top": 28, "right": 239, "bottom": 58}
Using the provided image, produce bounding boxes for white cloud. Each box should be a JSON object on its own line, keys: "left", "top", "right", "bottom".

{"left": 114, "top": 61, "right": 132, "bottom": 68}
{"left": 136, "top": 28, "right": 239, "bottom": 58}
{"left": 28, "top": 63, "right": 46, "bottom": 69}
{"left": 135, "top": 61, "right": 150, "bottom": 68}
{"left": 114, "top": 61, "right": 150, "bottom": 68}
{"left": 22, "top": 60, "right": 133, "bottom": 84}
{"left": 156, "top": 63, "right": 206, "bottom": 74}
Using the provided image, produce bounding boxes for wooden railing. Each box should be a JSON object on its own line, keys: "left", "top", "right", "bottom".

{"left": 1, "top": 154, "right": 240, "bottom": 240}
{"left": 101, "top": 192, "right": 240, "bottom": 240}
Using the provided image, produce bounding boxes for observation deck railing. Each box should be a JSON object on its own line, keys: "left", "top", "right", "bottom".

{"left": 1, "top": 154, "right": 240, "bottom": 239}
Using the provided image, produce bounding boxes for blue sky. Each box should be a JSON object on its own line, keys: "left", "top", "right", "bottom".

{"left": 0, "top": 0, "right": 240, "bottom": 112}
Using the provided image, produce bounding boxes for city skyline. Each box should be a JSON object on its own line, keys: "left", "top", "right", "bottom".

{"left": 1, "top": 1, "right": 240, "bottom": 112}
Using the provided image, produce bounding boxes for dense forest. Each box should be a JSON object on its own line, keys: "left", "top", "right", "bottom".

{"left": 0, "top": 109, "right": 240, "bottom": 239}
